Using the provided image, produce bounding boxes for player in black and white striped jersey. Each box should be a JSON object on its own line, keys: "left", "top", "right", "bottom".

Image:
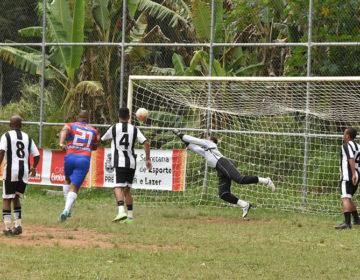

{"left": 0, "top": 116, "right": 40, "bottom": 235}
{"left": 335, "top": 127, "right": 360, "bottom": 229}
{"left": 173, "top": 130, "right": 275, "bottom": 218}
{"left": 101, "top": 108, "right": 152, "bottom": 223}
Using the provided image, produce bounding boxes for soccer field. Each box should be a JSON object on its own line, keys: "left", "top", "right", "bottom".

{"left": 0, "top": 186, "right": 358, "bottom": 280}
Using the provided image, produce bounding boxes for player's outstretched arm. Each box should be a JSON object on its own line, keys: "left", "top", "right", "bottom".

{"left": 181, "top": 134, "right": 213, "bottom": 149}
{"left": 173, "top": 129, "right": 189, "bottom": 146}
{"left": 143, "top": 140, "right": 152, "bottom": 170}
{"left": 187, "top": 144, "right": 206, "bottom": 157}
{"left": 173, "top": 129, "right": 212, "bottom": 148}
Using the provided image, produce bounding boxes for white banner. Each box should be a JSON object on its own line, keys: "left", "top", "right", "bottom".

{"left": 102, "top": 148, "right": 185, "bottom": 191}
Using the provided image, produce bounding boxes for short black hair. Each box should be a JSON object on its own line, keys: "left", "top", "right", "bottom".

{"left": 346, "top": 127, "right": 357, "bottom": 140}
{"left": 118, "top": 107, "right": 130, "bottom": 119}
{"left": 209, "top": 136, "right": 218, "bottom": 144}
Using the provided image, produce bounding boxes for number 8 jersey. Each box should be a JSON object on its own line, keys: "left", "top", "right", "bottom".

{"left": 0, "top": 129, "right": 40, "bottom": 183}
{"left": 66, "top": 122, "right": 98, "bottom": 158}
{"left": 101, "top": 122, "right": 147, "bottom": 169}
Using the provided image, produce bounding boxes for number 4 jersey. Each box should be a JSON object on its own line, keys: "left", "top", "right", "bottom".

{"left": 0, "top": 129, "right": 40, "bottom": 183}
{"left": 66, "top": 122, "right": 98, "bottom": 158}
{"left": 101, "top": 122, "right": 147, "bottom": 169}
{"left": 340, "top": 140, "right": 360, "bottom": 182}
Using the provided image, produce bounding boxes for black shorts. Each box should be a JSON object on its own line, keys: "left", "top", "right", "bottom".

{"left": 340, "top": 180, "right": 358, "bottom": 199}
{"left": 2, "top": 180, "right": 27, "bottom": 199}
{"left": 115, "top": 167, "right": 136, "bottom": 187}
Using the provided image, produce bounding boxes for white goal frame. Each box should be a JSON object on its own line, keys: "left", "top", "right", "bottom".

{"left": 128, "top": 75, "right": 360, "bottom": 213}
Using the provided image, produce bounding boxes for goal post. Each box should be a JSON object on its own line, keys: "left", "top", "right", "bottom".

{"left": 127, "top": 75, "right": 360, "bottom": 214}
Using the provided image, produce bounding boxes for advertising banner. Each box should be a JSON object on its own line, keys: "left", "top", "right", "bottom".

{"left": 92, "top": 148, "right": 186, "bottom": 191}
{"left": 0, "top": 148, "right": 186, "bottom": 191}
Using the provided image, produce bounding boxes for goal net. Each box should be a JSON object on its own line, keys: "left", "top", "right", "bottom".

{"left": 128, "top": 76, "right": 360, "bottom": 215}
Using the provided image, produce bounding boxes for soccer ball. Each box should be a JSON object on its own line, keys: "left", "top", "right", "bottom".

{"left": 136, "top": 108, "right": 148, "bottom": 121}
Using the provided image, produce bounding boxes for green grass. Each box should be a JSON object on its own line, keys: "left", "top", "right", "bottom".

{"left": 0, "top": 185, "right": 357, "bottom": 280}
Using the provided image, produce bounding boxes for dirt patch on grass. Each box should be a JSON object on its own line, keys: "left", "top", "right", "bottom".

{"left": 0, "top": 224, "right": 182, "bottom": 250}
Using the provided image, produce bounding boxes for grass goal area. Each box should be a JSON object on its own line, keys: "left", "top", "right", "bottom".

{"left": 127, "top": 76, "right": 360, "bottom": 214}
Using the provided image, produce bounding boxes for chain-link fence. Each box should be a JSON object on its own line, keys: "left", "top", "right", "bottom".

{"left": 0, "top": 0, "right": 359, "bottom": 147}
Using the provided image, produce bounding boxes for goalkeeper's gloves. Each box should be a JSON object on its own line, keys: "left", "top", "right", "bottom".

{"left": 173, "top": 129, "right": 188, "bottom": 146}
{"left": 173, "top": 129, "right": 184, "bottom": 139}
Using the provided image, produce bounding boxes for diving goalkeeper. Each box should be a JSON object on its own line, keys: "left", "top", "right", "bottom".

{"left": 173, "top": 130, "right": 275, "bottom": 218}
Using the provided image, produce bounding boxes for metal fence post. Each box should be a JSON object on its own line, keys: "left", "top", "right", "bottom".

{"left": 119, "top": 0, "right": 127, "bottom": 109}
{"left": 39, "top": 0, "right": 47, "bottom": 148}
{"left": 302, "top": 0, "right": 314, "bottom": 206}
{"left": 202, "top": 0, "right": 216, "bottom": 199}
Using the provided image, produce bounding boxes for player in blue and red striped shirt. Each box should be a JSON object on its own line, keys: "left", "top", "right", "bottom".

{"left": 57, "top": 110, "right": 99, "bottom": 221}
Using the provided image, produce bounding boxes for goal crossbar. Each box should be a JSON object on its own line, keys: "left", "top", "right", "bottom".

{"left": 129, "top": 75, "right": 360, "bottom": 82}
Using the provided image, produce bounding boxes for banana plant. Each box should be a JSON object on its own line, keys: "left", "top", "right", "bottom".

{"left": 0, "top": 0, "right": 104, "bottom": 144}
{"left": 145, "top": 0, "right": 266, "bottom": 77}
{"left": 0, "top": 0, "right": 104, "bottom": 114}
{"left": 172, "top": 51, "right": 227, "bottom": 76}
{"left": 135, "top": 0, "right": 224, "bottom": 49}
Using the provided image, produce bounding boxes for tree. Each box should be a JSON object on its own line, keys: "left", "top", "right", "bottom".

{"left": 0, "top": 0, "right": 104, "bottom": 123}
{"left": 0, "top": 0, "right": 39, "bottom": 106}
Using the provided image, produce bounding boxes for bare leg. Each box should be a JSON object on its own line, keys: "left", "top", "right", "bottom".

{"left": 112, "top": 187, "right": 127, "bottom": 221}
{"left": 114, "top": 187, "right": 125, "bottom": 202}
{"left": 123, "top": 187, "right": 133, "bottom": 206}
{"left": 336, "top": 198, "right": 356, "bottom": 228}
{"left": 123, "top": 187, "right": 133, "bottom": 219}
{"left": 342, "top": 198, "right": 356, "bottom": 213}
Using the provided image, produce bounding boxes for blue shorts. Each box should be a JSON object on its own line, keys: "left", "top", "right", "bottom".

{"left": 64, "top": 154, "right": 91, "bottom": 188}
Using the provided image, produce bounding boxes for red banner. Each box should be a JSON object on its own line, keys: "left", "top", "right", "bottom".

{"left": 49, "top": 150, "right": 66, "bottom": 185}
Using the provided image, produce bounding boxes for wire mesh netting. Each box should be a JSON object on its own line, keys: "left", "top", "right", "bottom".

{"left": 129, "top": 78, "right": 360, "bottom": 214}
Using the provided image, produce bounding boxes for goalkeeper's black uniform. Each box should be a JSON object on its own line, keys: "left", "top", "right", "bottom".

{"left": 176, "top": 133, "right": 259, "bottom": 204}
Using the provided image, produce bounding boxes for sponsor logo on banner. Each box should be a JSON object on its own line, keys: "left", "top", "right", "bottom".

{"left": 50, "top": 150, "right": 66, "bottom": 185}
{"left": 29, "top": 149, "right": 43, "bottom": 183}
{"left": 104, "top": 149, "right": 115, "bottom": 186}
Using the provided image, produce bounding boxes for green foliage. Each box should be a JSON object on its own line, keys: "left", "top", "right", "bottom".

{"left": 91, "top": 0, "right": 110, "bottom": 36}
{"left": 192, "top": 0, "right": 211, "bottom": 41}
{"left": 172, "top": 50, "right": 227, "bottom": 76}
{"left": 172, "top": 53, "right": 186, "bottom": 76}
{"left": 234, "top": 62, "right": 266, "bottom": 76}
{"left": 0, "top": 46, "right": 44, "bottom": 76}
{"left": 127, "top": 0, "right": 139, "bottom": 18}
{"left": 137, "top": 0, "right": 187, "bottom": 28}
{"left": 70, "top": 0, "right": 85, "bottom": 72}
{"left": 18, "top": 26, "right": 43, "bottom": 38}
{"left": 0, "top": 78, "right": 62, "bottom": 146}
